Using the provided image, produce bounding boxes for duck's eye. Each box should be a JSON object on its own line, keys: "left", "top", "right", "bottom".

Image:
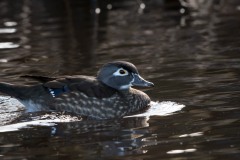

{"left": 119, "top": 69, "right": 126, "bottom": 74}
{"left": 113, "top": 68, "right": 129, "bottom": 76}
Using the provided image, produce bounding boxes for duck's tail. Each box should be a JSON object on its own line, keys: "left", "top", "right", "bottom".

{"left": 0, "top": 82, "right": 20, "bottom": 98}
{"left": 0, "top": 82, "right": 52, "bottom": 111}
{"left": 0, "top": 82, "right": 42, "bottom": 100}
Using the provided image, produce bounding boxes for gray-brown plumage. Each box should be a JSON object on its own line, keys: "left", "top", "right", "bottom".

{"left": 0, "top": 61, "right": 154, "bottom": 119}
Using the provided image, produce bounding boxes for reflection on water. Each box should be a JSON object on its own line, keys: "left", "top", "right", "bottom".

{"left": 0, "top": 0, "right": 240, "bottom": 159}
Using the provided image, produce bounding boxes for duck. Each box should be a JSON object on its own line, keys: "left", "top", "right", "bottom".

{"left": 0, "top": 61, "right": 154, "bottom": 119}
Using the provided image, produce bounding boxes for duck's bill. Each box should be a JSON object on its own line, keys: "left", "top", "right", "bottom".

{"left": 132, "top": 74, "right": 154, "bottom": 87}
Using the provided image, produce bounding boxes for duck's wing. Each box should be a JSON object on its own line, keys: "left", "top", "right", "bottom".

{"left": 42, "top": 76, "right": 117, "bottom": 99}
{"left": 21, "top": 75, "right": 57, "bottom": 83}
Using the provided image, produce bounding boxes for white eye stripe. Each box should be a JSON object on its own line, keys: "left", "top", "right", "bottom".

{"left": 113, "top": 68, "right": 129, "bottom": 76}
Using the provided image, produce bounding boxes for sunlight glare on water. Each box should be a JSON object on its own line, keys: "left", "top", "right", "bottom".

{"left": 0, "top": 28, "right": 16, "bottom": 34}
{"left": 0, "top": 42, "right": 19, "bottom": 49}
{"left": 0, "top": 114, "right": 81, "bottom": 133}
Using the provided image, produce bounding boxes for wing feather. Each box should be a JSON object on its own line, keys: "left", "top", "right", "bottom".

{"left": 42, "top": 76, "right": 117, "bottom": 98}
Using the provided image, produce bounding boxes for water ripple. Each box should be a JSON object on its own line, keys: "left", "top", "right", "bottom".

{"left": 0, "top": 42, "right": 20, "bottom": 49}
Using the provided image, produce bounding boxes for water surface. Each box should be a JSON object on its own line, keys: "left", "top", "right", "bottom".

{"left": 0, "top": 0, "right": 240, "bottom": 159}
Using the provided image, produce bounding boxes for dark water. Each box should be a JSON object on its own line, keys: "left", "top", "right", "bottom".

{"left": 0, "top": 0, "right": 240, "bottom": 159}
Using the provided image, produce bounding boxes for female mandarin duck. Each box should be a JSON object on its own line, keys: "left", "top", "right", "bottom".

{"left": 0, "top": 61, "right": 154, "bottom": 119}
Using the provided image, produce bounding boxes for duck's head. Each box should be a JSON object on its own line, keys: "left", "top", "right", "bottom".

{"left": 97, "top": 61, "right": 154, "bottom": 90}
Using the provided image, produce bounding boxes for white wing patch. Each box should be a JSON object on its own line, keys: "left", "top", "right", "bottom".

{"left": 48, "top": 88, "right": 56, "bottom": 97}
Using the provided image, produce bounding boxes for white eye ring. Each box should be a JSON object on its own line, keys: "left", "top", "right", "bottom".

{"left": 113, "top": 68, "right": 129, "bottom": 76}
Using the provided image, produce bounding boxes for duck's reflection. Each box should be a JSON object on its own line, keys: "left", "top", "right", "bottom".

{"left": 0, "top": 115, "right": 155, "bottom": 157}
{"left": 52, "top": 117, "right": 154, "bottom": 156}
